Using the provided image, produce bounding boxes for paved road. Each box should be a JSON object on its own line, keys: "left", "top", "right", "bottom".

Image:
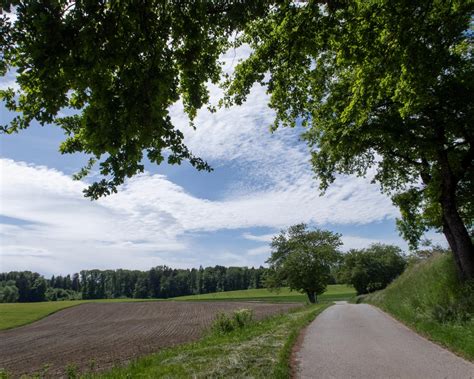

{"left": 295, "top": 302, "right": 474, "bottom": 378}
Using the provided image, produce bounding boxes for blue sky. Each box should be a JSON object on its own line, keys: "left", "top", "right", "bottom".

{"left": 0, "top": 46, "right": 444, "bottom": 276}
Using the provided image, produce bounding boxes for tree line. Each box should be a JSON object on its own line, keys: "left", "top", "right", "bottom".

{"left": 0, "top": 265, "right": 267, "bottom": 303}
{"left": 0, "top": 225, "right": 444, "bottom": 304}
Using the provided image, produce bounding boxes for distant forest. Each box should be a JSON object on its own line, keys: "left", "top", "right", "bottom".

{"left": 0, "top": 266, "right": 267, "bottom": 303}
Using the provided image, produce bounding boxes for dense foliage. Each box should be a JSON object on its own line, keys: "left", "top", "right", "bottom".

{"left": 337, "top": 244, "right": 407, "bottom": 295}
{"left": 0, "top": 0, "right": 268, "bottom": 198}
{"left": 0, "top": 265, "right": 266, "bottom": 302}
{"left": 0, "top": 280, "right": 19, "bottom": 302}
{"left": 265, "top": 223, "right": 342, "bottom": 303}
{"left": 0, "top": 271, "right": 48, "bottom": 302}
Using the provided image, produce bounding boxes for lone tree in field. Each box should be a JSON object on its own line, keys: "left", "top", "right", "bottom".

{"left": 265, "top": 224, "right": 341, "bottom": 303}
{"left": 1, "top": 1, "right": 473, "bottom": 279}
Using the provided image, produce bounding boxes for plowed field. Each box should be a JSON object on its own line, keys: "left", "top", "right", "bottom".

{"left": 0, "top": 301, "right": 299, "bottom": 377}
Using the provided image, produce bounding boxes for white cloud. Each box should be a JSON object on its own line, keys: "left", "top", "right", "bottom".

{"left": 246, "top": 246, "right": 271, "bottom": 257}
{"left": 242, "top": 233, "right": 275, "bottom": 243}
{"left": 0, "top": 158, "right": 400, "bottom": 275}
{"left": 0, "top": 69, "right": 20, "bottom": 91}
{"left": 341, "top": 235, "right": 406, "bottom": 251}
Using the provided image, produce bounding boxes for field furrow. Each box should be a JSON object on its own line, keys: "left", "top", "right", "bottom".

{"left": 0, "top": 301, "right": 299, "bottom": 377}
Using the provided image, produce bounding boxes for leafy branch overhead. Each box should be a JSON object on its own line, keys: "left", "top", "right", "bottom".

{"left": 0, "top": 0, "right": 268, "bottom": 198}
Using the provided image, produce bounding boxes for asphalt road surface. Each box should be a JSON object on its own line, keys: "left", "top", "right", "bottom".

{"left": 295, "top": 302, "right": 474, "bottom": 378}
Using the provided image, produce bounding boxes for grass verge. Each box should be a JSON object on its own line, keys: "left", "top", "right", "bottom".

{"left": 84, "top": 303, "right": 329, "bottom": 379}
{"left": 365, "top": 253, "right": 474, "bottom": 361}
{"left": 0, "top": 298, "right": 161, "bottom": 330}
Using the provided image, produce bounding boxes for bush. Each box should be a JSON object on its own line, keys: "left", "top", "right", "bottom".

{"left": 338, "top": 244, "right": 407, "bottom": 295}
{"left": 45, "top": 288, "right": 82, "bottom": 301}
{"left": 232, "top": 308, "right": 253, "bottom": 328}
{"left": 0, "top": 281, "right": 19, "bottom": 303}
{"left": 211, "top": 309, "right": 253, "bottom": 334}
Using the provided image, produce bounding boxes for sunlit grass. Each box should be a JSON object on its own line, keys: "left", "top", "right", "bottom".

{"left": 365, "top": 254, "right": 474, "bottom": 361}
{"left": 172, "top": 284, "right": 355, "bottom": 303}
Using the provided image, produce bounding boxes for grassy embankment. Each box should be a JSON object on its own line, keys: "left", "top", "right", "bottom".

{"left": 365, "top": 253, "right": 474, "bottom": 361}
{"left": 0, "top": 285, "right": 355, "bottom": 330}
{"left": 86, "top": 304, "right": 329, "bottom": 379}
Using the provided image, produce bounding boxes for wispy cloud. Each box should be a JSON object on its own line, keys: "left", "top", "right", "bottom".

{"left": 0, "top": 158, "right": 399, "bottom": 274}
{"left": 242, "top": 233, "right": 275, "bottom": 243}
{"left": 246, "top": 245, "right": 271, "bottom": 257}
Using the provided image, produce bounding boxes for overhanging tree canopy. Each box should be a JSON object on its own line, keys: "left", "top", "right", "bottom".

{"left": 0, "top": 0, "right": 268, "bottom": 198}
{"left": 1, "top": 1, "right": 473, "bottom": 279}
{"left": 225, "top": 0, "right": 474, "bottom": 280}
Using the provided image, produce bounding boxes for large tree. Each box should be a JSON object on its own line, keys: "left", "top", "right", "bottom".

{"left": 1, "top": 1, "right": 473, "bottom": 279}
{"left": 224, "top": 0, "right": 474, "bottom": 280}
{"left": 265, "top": 223, "right": 342, "bottom": 303}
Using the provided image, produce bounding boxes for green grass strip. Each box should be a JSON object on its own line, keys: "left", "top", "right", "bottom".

{"left": 172, "top": 285, "right": 355, "bottom": 303}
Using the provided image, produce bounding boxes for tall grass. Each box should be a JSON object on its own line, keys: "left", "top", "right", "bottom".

{"left": 365, "top": 253, "right": 474, "bottom": 360}
{"left": 211, "top": 308, "right": 254, "bottom": 334}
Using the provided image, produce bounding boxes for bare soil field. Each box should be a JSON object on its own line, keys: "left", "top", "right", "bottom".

{"left": 0, "top": 301, "right": 299, "bottom": 377}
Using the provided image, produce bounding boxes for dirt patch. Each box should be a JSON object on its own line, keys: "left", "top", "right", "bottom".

{"left": 290, "top": 322, "right": 310, "bottom": 379}
{"left": 0, "top": 301, "right": 299, "bottom": 377}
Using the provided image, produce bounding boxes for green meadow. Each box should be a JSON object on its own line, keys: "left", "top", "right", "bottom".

{"left": 172, "top": 285, "right": 355, "bottom": 302}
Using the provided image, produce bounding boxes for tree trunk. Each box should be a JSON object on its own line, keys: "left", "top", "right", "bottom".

{"left": 439, "top": 153, "right": 474, "bottom": 280}
{"left": 306, "top": 291, "right": 316, "bottom": 303}
{"left": 440, "top": 201, "right": 474, "bottom": 280}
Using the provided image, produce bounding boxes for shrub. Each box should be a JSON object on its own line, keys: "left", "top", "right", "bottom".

{"left": 211, "top": 309, "right": 253, "bottom": 334}
{"left": 0, "top": 281, "right": 19, "bottom": 303}
{"left": 232, "top": 308, "right": 253, "bottom": 328}
{"left": 45, "top": 288, "right": 82, "bottom": 301}
{"left": 338, "top": 244, "right": 407, "bottom": 295}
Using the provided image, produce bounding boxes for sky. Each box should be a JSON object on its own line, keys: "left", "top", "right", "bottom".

{"left": 0, "top": 46, "right": 445, "bottom": 277}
